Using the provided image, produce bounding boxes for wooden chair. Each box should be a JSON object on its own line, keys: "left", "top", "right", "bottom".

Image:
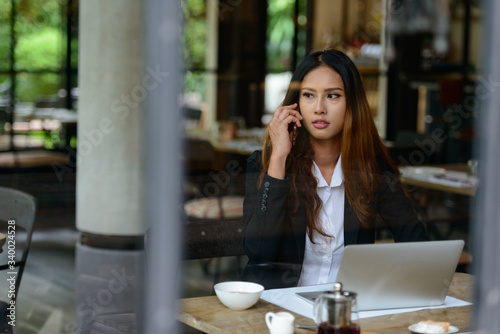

{"left": 143, "top": 218, "right": 246, "bottom": 290}
{"left": 0, "top": 186, "right": 37, "bottom": 333}
{"left": 182, "top": 106, "right": 202, "bottom": 129}
{"left": 184, "top": 218, "right": 245, "bottom": 260}
{"left": 0, "top": 150, "right": 69, "bottom": 170}
{"left": 184, "top": 218, "right": 246, "bottom": 285}
{"left": 183, "top": 138, "right": 245, "bottom": 221}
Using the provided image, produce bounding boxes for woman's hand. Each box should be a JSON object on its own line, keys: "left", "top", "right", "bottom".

{"left": 267, "top": 103, "right": 302, "bottom": 179}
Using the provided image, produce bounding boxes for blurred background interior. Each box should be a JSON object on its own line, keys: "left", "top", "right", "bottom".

{"left": 0, "top": 0, "right": 484, "bottom": 333}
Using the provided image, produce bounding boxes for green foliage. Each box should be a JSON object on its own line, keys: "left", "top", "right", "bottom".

{"left": 15, "top": 0, "right": 62, "bottom": 34}
{"left": 0, "top": 0, "right": 66, "bottom": 102}
{"left": 182, "top": 0, "right": 207, "bottom": 100}
{"left": 267, "top": 0, "right": 295, "bottom": 71}
{"left": 0, "top": 2, "right": 12, "bottom": 71}
{"left": 15, "top": 27, "right": 63, "bottom": 71}
{"left": 16, "top": 72, "right": 59, "bottom": 102}
{"left": 70, "top": 38, "right": 78, "bottom": 68}
{"left": 183, "top": 0, "right": 207, "bottom": 70}
{"left": 13, "top": 27, "right": 64, "bottom": 101}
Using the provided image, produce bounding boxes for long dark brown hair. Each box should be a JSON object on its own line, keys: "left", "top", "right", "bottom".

{"left": 260, "top": 49, "right": 398, "bottom": 241}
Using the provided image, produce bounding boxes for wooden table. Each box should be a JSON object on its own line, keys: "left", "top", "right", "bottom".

{"left": 178, "top": 272, "right": 473, "bottom": 333}
{"left": 13, "top": 107, "right": 78, "bottom": 149}
{"left": 400, "top": 164, "right": 476, "bottom": 197}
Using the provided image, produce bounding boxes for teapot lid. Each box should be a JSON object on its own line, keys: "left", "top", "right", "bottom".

{"left": 314, "top": 282, "right": 354, "bottom": 327}
{"left": 316, "top": 282, "right": 349, "bottom": 304}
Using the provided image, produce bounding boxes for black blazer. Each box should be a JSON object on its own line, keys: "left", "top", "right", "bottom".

{"left": 241, "top": 151, "right": 428, "bottom": 289}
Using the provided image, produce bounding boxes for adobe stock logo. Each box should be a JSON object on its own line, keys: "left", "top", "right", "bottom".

{"left": 51, "top": 64, "right": 169, "bottom": 182}
{"left": 62, "top": 268, "right": 136, "bottom": 334}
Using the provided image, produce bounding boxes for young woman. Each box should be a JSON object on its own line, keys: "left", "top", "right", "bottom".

{"left": 242, "top": 49, "right": 428, "bottom": 289}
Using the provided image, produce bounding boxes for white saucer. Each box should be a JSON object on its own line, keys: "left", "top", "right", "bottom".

{"left": 408, "top": 323, "right": 459, "bottom": 334}
{"left": 400, "top": 166, "right": 446, "bottom": 177}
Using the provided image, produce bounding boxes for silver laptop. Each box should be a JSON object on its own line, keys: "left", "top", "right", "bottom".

{"left": 296, "top": 240, "right": 465, "bottom": 311}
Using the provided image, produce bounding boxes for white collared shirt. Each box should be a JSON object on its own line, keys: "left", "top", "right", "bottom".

{"left": 297, "top": 156, "right": 345, "bottom": 286}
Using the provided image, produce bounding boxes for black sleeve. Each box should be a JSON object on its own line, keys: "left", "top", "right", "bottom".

{"left": 242, "top": 151, "right": 292, "bottom": 263}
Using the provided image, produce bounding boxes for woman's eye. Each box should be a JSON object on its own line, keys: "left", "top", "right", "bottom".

{"left": 302, "top": 92, "right": 313, "bottom": 98}
{"left": 328, "top": 93, "right": 340, "bottom": 99}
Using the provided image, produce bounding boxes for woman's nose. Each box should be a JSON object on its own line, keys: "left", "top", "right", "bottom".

{"left": 314, "top": 100, "right": 326, "bottom": 114}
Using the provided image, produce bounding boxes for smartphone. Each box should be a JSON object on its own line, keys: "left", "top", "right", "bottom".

{"left": 288, "top": 106, "right": 300, "bottom": 132}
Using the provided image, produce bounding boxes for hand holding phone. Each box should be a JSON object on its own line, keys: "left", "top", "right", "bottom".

{"left": 267, "top": 103, "right": 302, "bottom": 179}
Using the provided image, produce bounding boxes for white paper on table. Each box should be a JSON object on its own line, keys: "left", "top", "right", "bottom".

{"left": 400, "top": 166, "right": 478, "bottom": 189}
{"left": 428, "top": 175, "right": 477, "bottom": 188}
{"left": 260, "top": 284, "right": 472, "bottom": 320}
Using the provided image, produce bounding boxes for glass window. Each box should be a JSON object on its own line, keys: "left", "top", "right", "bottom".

{"left": 265, "top": 0, "right": 309, "bottom": 117}
{"left": 182, "top": 0, "right": 209, "bottom": 108}
{"left": 0, "top": 0, "right": 77, "bottom": 108}
{"left": 0, "top": 0, "right": 78, "bottom": 151}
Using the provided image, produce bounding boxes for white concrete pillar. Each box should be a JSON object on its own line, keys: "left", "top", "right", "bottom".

{"left": 77, "top": 0, "right": 146, "bottom": 235}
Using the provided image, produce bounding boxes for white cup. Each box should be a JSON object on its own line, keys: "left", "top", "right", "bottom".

{"left": 265, "top": 311, "right": 295, "bottom": 334}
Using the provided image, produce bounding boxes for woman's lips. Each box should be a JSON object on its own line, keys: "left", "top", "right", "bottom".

{"left": 312, "top": 120, "right": 330, "bottom": 129}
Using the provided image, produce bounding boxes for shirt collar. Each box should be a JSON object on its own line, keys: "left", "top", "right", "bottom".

{"left": 312, "top": 155, "right": 344, "bottom": 188}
